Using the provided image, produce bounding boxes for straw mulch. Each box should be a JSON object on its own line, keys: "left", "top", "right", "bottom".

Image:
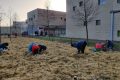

{"left": 0, "top": 37, "right": 120, "bottom": 80}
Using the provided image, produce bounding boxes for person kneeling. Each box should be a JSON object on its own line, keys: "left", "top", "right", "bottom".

{"left": 71, "top": 40, "right": 87, "bottom": 54}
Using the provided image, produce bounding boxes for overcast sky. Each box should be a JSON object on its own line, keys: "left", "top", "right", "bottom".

{"left": 0, "top": 0, "right": 66, "bottom": 26}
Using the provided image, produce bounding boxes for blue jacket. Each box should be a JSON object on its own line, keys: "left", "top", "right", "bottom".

{"left": 72, "top": 40, "right": 86, "bottom": 49}
{"left": 0, "top": 44, "right": 7, "bottom": 49}
{"left": 28, "top": 42, "right": 36, "bottom": 52}
{"left": 107, "top": 40, "right": 113, "bottom": 49}
{"left": 0, "top": 43, "right": 8, "bottom": 52}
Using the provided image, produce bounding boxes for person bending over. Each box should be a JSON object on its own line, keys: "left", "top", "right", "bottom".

{"left": 0, "top": 43, "right": 9, "bottom": 52}
{"left": 71, "top": 40, "right": 87, "bottom": 54}
{"left": 105, "top": 40, "right": 114, "bottom": 51}
{"left": 38, "top": 44, "right": 47, "bottom": 53}
{"left": 0, "top": 43, "right": 9, "bottom": 50}
{"left": 28, "top": 42, "right": 47, "bottom": 55}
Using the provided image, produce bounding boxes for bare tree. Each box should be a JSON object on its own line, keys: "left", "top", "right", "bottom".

{"left": 12, "top": 12, "right": 19, "bottom": 37}
{"left": 0, "top": 6, "right": 5, "bottom": 43}
{"left": 6, "top": 8, "right": 12, "bottom": 41}
{"left": 7, "top": 8, "right": 13, "bottom": 41}
{"left": 73, "top": 0, "right": 98, "bottom": 42}
{"left": 45, "top": 0, "right": 51, "bottom": 37}
{"left": 44, "top": 0, "right": 57, "bottom": 37}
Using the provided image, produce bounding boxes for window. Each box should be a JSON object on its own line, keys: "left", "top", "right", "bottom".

{"left": 79, "top": 1, "right": 83, "bottom": 7}
{"left": 73, "top": 6, "right": 76, "bottom": 11}
{"left": 34, "top": 15, "right": 35, "bottom": 19}
{"left": 64, "top": 18, "right": 66, "bottom": 21}
{"left": 29, "top": 18, "right": 31, "bottom": 21}
{"left": 98, "top": 0, "right": 106, "bottom": 5}
{"left": 117, "top": 30, "right": 120, "bottom": 37}
{"left": 96, "top": 20, "right": 101, "bottom": 25}
{"left": 31, "top": 18, "right": 33, "bottom": 21}
{"left": 84, "top": 21, "right": 86, "bottom": 26}
{"left": 61, "top": 17, "right": 63, "bottom": 20}
{"left": 117, "top": 0, "right": 120, "bottom": 3}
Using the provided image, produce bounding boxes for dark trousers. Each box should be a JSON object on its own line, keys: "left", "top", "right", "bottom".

{"left": 38, "top": 45, "right": 47, "bottom": 54}
{"left": 78, "top": 43, "right": 87, "bottom": 53}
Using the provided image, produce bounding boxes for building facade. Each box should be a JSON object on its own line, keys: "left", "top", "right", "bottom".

{"left": 0, "top": 26, "right": 21, "bottom": 35}
{"left": 13, "top": 21, "right": 28, "bottom": 34}
{"left": 1, "top": 27, "right": 10, "bottom": 35}
{"left": 27, "top": 8, "right": 66, "bottom": 36}
{"left": 66, "top": 0, "right": 120, "bottom": 41}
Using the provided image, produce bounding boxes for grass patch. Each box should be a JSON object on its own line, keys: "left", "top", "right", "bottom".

{"left": 35, "top": 36, "right": 96, "bottom": 46}
{"left": 36, "top": 37, "right": 120, "bottom": 50}
{"left": 34, "top": 36, "right": 120, "bottom": 50}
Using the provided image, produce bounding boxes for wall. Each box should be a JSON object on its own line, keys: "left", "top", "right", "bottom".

{"left": 66, "top": 0, "right": 120, "bottom": 41}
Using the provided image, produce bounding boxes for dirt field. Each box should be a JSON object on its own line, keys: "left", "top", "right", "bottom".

{"left": 0, "top": 37, "right": 120, "bottom": 80}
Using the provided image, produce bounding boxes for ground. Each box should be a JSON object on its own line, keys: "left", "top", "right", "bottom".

{"left": 0, "top": 37, "right": 120, "bottom": 80}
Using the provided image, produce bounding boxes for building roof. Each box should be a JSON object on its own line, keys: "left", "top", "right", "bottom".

{"left": 28, "top": 8, "right": 66, "bottom": 14}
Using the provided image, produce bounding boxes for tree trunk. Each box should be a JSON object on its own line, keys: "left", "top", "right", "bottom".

{"left": 85, "top": 22, "right": 88, "bottom": 42}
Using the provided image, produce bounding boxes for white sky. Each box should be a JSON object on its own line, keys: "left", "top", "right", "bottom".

{"left": 50, "top": 0, "right": 66, "bottom": 12}
{"left": 0, "top": 0, "right": 66, "bottom": 26}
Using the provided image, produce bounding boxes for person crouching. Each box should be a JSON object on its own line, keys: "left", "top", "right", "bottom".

{"left": 28, "top": 42, "right": 47, "bottom": 55}
{"left": 71, "top": 40, "right": 87, "bottom": 54}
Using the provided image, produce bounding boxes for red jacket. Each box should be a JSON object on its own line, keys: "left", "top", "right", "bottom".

{"left": 95, "top": 43, "right": 104, "bottom": 49}
{"left": 32, "top": 45, "right": 40, "bottom": 54}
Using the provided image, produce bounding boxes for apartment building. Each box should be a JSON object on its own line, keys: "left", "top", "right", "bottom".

{"left": 66, "top": 0, "right": 120, "bottom": 41}
{"left": 27, "top": 8, "right": 66, "bottom": 36}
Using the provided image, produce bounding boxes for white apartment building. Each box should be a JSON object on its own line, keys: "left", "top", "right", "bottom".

{"left": 27, "top": 8, "right": 66, "bottom": 36}
{"left": 66, "top": 0, "right": 120, "bottom": 41}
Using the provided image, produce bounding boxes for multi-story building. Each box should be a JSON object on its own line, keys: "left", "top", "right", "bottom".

{"left": 1, "top": 27, "right": 10, "bottom": 35}
{"left": 0, "top": 26, "right": 21, "bottom": 35}
{"left": 13, "top": 21, "right": 28, "bottom": 34}
{"left": 66, "top": 0, "right": 120, "bottom": 41}
{"left": 27, "top": 8, "right": 66, "bottom": 36}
